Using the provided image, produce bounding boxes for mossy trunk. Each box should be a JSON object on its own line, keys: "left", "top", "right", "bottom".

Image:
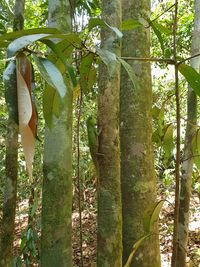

{"left": 97, "top": 1, "right": 122, "bottom": 266}
{"left": 120, "top": 1, "right": 161, "bottom": 266}
{"left": 177, "top": 0, "right": 199, "bottom": 265}
{"left": 41, "top": 1, "right": 73, "bottom": 267}
{"left": 0, "top": 1, "right": 25, "bottom": 266}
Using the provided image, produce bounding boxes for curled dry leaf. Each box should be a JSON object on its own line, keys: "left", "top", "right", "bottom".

{"left": 17, "top": 54, "right": 37, "bottom": 178}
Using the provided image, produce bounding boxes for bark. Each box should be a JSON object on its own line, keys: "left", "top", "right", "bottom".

{"left": 0, "top": 1, "right": 25, "bottom": 266}
{"left": 177, "top": 0, "right": 199, "bottom": 265}
{"left": 120, "top": 1, "right": 161, "bottom": 266}
{"left": 40, "top": 1, "right": 73, "bottom": 267}
{"left": 97, "top": 0, "right": 122, "bottom": 266}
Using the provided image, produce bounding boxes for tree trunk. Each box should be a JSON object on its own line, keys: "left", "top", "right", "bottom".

{"left": 120, "top": 1, "right": 161, "bottom": 266}
{"left": 177, "top": 0, "right": 199, "bottom": 266}
{"left": 40, "top": 1, "right": 73, "bottom": 267}
{"left": 0, "top": 1, "right": 25, "bottom": 266}
{"left": 97, "top": 1, "right": 122, "bottom": 266}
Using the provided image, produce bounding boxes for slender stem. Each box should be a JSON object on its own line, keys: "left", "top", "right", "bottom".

{"left": 171, "top": 1, "right": 180, "bottom": 267}
{"left": 120, "top": 56, "right": 174, "bottom": 63}
{"left": 178, "top": 52, "right": 200, "bottom": 65}
{"left": 77, "top": 91, "right": 84, "bottom": 267}
{"left": 150, "top": 3, "right": 176, "bottom": 24}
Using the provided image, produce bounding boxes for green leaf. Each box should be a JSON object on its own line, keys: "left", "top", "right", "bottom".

{"left": 121, "top": 19, "right": 142, "bottom": 31}
{"left": 117, "top": 57, "right": 138, "bottom": 89}
{"left": 144, "top": 200, "right": 165, "bottom": 233}
{"left": 88, "top": 18, "right": 106, "bottom": 31}
{"left": 33, "top": 55, "right": 67, "bottom": 98}
{"left": 80, "top": 53, "right": 96, "bottom": 94}
{"left": 124, "top": 235, "right": 150, "bottom": 267}
{"left": 0, "top": 14, "right": 8, "bottom": 21}
{"left": 43, "top": 85, "right": 62, "bottom": 129}
{"left": 153, "top": 21, "right": 172, "bottom": 35}
{"left": 163, "top": 124, "right": 174, "bottom": 161}
{"left": 192, "top": 129, "right": 200, "bottom": 169}
{"left": 0, "top": 27, "right": 60, "bottom": 43}
{"left": 97, "top": 48, "right": 117, "bottom": 76}
{"left": 30, "top": 196, "right": 38, "bottom": 218}
{"left": 88, "top": 18, "right": 123, "bottom": 38}
{"left": 149, "top": 200, "right": 165, "bottom": 231}
{"left": 41, "top": 39, "right": 77, "bottom": 86}
{"left": 7, "top": 34, "right": 52, "bottom": 57}
{"left": 178, "top": 64, "right": 200, "bottom": 96}
{"left": 151, "top": 21, "right": 165, "bottom": 53}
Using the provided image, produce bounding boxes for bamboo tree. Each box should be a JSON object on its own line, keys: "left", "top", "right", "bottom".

{"left": 120, "top": 1, "right": 161, "bottom": 266}
{"left": 177, "top": 0, "right": 199, "bottom": 265}
{"left": 0, "top": 1, "right": 25, "bottom": 266}
{"left": 97, "top": 0, "right": 122, "bottom": 266}
{"left": 40, "top": 1, "right": 73, "bottom": 266}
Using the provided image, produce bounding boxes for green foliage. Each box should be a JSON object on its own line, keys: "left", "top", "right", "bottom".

{"left": 33, "top": 55, "right": 67, "bottom": 99}
{"left": 80, "top": 53, "right": 96, "bottom": 94}
{"left": 121, "top": 19, "right": 142, "bottom": 31}
{"left": 118, "top": 58, "right": 138, "bottom": 89}
{"left": 178, "top": 63, "right": 200, "bottom": 97}
{"left": 144, "top": 200, "right": 165, "bottom": 234}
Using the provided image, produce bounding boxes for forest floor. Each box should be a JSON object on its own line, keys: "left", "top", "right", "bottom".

{"left": 14, "top": 185, "right": 200, "bottom": 267}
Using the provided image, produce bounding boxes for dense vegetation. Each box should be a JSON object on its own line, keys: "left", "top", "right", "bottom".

{"left": 0, "top": 0, "right": 200, "bottom": 266}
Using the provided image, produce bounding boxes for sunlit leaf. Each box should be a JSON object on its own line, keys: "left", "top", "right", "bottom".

{"left": 33, "top": 55, "right": 67, "bottom": 98}
{"left": 153, "top": 21, "right": 172, "bottom": 35}
{"left": 0, "top": 27, "right": 60, "bottom": 43}
{"left": 151, "top": 21, "right": 165, "bottom": 53}
{"left": 41, "top": 39, "right": 77, "bottom": 86}
{"left": 7, "top": 34, "right": 51, "bottom": 57}
{"left": 178, "top": 64, "right": 200, "bottom": 96}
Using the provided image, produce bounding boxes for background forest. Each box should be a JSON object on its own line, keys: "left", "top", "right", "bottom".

{"left": 0, "top": 0, "right": 200, "bottom": 266}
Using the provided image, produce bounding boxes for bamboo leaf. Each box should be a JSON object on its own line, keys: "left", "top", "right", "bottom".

{"left": 178, "top": 64, "right": 200, "bottom": 97}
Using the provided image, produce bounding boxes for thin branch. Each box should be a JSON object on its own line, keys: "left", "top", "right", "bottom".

{"left": 150, "top": 3, "right": 176, "bottom": 24}
{"left": 178, "top": 52, "right": 200, "bottom": 65}
{"left": 120, "top": 56, "right": 175, "bottom": 64}
{"left": 76, "top": 91, "right": 84, "bottom": 267}
{"left": 171, "top": 0, "right": 180, "bottom": 267}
